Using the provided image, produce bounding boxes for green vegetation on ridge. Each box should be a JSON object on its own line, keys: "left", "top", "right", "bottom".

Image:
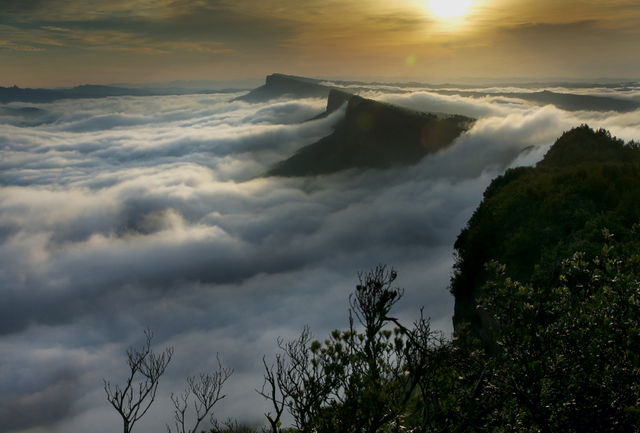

{"left": 451, "top": 125, "right": 640, "bottom": 331}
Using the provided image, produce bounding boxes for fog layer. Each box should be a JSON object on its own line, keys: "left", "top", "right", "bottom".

{"left": 1, "top": 89, "right": 638, "bottom": 433}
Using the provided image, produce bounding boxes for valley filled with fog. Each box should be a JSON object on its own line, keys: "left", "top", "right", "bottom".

{"left": 1, "top": 85, "right": 639, "bottom": 433}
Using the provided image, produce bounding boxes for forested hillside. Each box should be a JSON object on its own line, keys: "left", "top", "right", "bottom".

{"left": 451, "top": 125, "right": 640, "bottom": 333}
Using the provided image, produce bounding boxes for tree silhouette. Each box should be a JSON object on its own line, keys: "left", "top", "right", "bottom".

{"left": 168, "top": 354, "right": 233, "bottom": 433}
{"left": 104, "top": 328, "right": 174, "bottom": 433}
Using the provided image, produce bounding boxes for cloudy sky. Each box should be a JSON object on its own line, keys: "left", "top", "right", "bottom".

{"left": 2, "top": 1, "right": 640, "bottom": 432}
{"left": 1, "top": 0, "right": 640, "bottom": 87}
{"left": 1, "top": 84, "right": 640, "bottom": 433}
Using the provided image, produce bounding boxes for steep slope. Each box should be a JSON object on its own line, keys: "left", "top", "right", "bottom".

{"left": 450, "top": 125, "right": 640, "bottom": 335}
{"left": 266, "top": 92, "right": 473, "bottom": 177}
{"left": 304, "top": 89, "right": 353, "bottom": 122}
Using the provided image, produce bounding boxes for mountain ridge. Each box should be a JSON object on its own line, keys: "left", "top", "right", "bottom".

{"left": 265, "top": 90, "right": 473, "bottom": 177}
{"left": 450, "top": 125, "right": 640, "bottom": 338}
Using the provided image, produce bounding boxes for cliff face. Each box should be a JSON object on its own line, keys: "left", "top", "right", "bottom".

{"left": 266, "top": 92, "right": 472, "bottom": 177}
{"left": 450, "top": 125, "right": 640, "bottom": 337}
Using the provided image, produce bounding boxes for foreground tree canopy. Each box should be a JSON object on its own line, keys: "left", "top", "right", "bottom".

{"left": 105, "top": 125, "right": 640, "bottom": 432}
{"left": 451, "top": 125, "right": 640, "bottom": 333}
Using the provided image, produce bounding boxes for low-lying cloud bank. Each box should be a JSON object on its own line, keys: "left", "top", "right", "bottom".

{"left": 1, "top": 89, "right": 639, "bottom": 433}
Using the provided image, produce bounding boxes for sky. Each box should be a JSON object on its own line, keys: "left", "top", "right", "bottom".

{"left": 1, "top": 0, "right": 640, "bottom": 87}
{"left": 1, "top": 84, "right": 640, "bottom": 433}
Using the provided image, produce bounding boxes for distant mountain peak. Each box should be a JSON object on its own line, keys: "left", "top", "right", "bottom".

{"left": 234, "top": 73, "right": 334, "bottom": 103}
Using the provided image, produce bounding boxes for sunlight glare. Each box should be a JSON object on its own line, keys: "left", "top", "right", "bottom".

{"left": 430, "top": 0, "right": 471, "bottom": 17}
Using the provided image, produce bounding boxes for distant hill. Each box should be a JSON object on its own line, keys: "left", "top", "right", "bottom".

{"left": 63, "top": 85, "right": 151, "bottom": 96}
{"left": 450, "top": 125, "right": 640, "bottom": 337}
{"left": 0, "top": 106, "right": 55, "bottom": 126}
{"left": 0, "top": 84, "right": 230, "bottom": 104}
{"left": 0, "top": 106, "right": 48, "bottom": 118}
{"left": 3, "top": 74, "right": 638, "bottom": 113}
{"left": 265, "top": 89, "right": 473, "bottom": 177}
{"left": 234, "top": 74, "right": 338, "bottom": 103}
{"left": 235, "top": 74, "right": 640, "bottom": 113}
{"left": 0, "top": 86, "right": 69, "bottom": 104}
{"left": 433, "top": 89, "right": 640, "bottom": 112}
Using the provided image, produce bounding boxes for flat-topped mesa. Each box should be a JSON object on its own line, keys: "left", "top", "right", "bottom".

{"left": 234, "top": 73, "right": 334, "bottom": 103}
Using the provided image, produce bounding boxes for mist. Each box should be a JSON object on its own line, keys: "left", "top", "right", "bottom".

{"left": 1, "top": 88, "right": 639, "bottom": 433}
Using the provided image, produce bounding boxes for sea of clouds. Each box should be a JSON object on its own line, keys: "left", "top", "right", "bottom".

{"left": 1, "top": 87, "right": 639, "bottom": 433}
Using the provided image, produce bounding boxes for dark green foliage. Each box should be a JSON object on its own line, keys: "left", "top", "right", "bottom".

{"left": 537, "top": 124, "right": 640, "bottom": 168}
{"left": 478, "top": 231, "right": 640, "bottom": 432}
{"left": 446, "top": 124, "right": 640, "bottom": 431}
{"left": 451, "top": 125, "right": 640, "bottom": 331}
{"left": 252, "top": 243, "right": 640, "bottom": 433}
{"left": 256, "top": 125, "right": 640, "bottom": 432}
{"left": 256, "top": 247, "right": 640, "bottom": 433}
{"left": 259, "top": 266, "right": 466, "bottom": 433}
{"left": 104, "top": 125, "right": 640, "bottom": 432}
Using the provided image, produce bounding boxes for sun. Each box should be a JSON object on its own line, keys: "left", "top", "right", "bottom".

{"left": 430, "top": 0, "right": 471, "bottom": 18}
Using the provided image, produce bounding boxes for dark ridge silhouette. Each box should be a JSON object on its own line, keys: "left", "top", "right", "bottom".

{"left": 235, "top": 74, "right": 640, "bottom": 113}
{"left": 234, "top": 73, "right": 337, "bottom": 103}
{"left": 0, "top": 106, "right": 48, "bottom": 118}
{"left": 435, "top": 89, "right": 640, "bottom": 112}
{"left": 0, "top": 84, "right": 229, "bottom": 104}
{"left": 304, "top": 89, "right": 354, "bottom": 122}
{"left": 63, "top": 84, "right": 151, "bottom": 96}
{"left": 0, "top": 106, "right": 55, "bottom": 126}
{"left": 324, "top": 89, "right": 354, "bottom": 115}
{"left": 450, "top": 125, "right": 640, "bottom": 339}
{"left": 266, "top": 93, "right": 473, "bottom": 177}
{"left": 3, "top": 74, "right": 637, "bottom": 112}
{"left": 0, "top": 85, "right": 151, "bottom": 103}
{"left": 0, "top": 86, "right": 70, "bottom": 103}
{"left": 536, "top": 124, "right": 640, "bottom": 168}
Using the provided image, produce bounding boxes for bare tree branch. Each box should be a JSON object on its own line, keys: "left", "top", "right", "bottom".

{"left": 168, "top": 354, "right": 233, "bottom": 433}
{"left": 104, "top": 328, "right": 174, "bottom": 433}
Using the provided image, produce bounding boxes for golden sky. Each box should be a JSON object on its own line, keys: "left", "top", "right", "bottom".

{"left": 1, "top": 0, "right": 640, "bottom": 87}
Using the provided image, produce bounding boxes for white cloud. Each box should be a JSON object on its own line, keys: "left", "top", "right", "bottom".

{"left": 1, "top": 89, "right": 639, "bottom": 433}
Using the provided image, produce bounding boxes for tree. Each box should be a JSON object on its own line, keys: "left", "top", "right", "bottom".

{"left": 478, "top": 230, "right": 640, "bottom": 432}
{"left": 168, "top": 354, "right": 234, "bottom": 433}
{"left": 257, "top": 355, "right": 286, "bottom": 433}
{"left": 259, "top": 266, "right": 455, "bottom": 433}
{"left": 104, "top": 328, "right": 174, "bottom": 433}
{"left": 257, "top": 325, "right": 337, "bottom": 433}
